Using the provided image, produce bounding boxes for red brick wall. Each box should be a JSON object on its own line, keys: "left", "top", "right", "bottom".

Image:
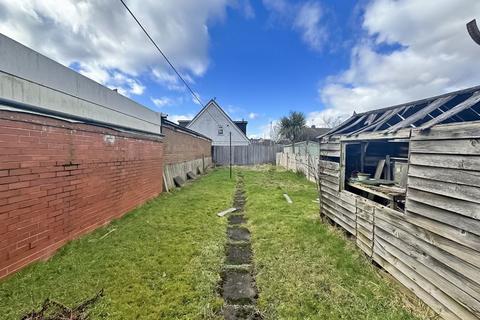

{"left": 162, "top": 125, "right": 211, "bottom": 165}
{"left": 0, "top": 111, "right": 163, "bottom": 279}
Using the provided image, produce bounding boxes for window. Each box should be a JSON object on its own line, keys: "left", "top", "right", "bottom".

{"left": 218, "top": 125, "right": 224, "bottom": 135}
{"left": 342, "top": 140, "right": 409, "bottom": 211}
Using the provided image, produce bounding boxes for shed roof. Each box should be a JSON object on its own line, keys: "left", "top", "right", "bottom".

{"left": 319, "top": 84, "right": 480, "bottom": 139}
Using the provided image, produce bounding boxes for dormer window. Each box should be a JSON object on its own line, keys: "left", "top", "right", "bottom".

{"left": 218, "top": 125, "right": 224, "bottom": 135}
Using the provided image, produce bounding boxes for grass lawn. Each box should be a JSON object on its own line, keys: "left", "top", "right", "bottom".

{"left": 241, "top": 166, "right": 433, "bottom": 320}
{"left": 0, "top": 169, "right": 235, "bottom": 319}
{"left": 0, "top": 166, "right": 433, "bottom": 319}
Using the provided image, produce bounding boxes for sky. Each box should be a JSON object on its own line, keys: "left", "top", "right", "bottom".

{"left": 0, "top": 0, "right": 480, "bottom": 138}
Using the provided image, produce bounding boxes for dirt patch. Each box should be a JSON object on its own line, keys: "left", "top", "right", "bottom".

{"left": 228, "top": 215, "right": 247, "bottom": 225}
{"left": 223, "top": 305, "right": 263, "bottom": 320}
{"left": 233, "top": 196, "right": 246, "bottom": 208}
{"left": 227, "top": 227, "right": 251, "bottom": 242}
{"left": 221, "top": 269, "right": 257, "bottom": 304}
{"left": 226, "top": 243, "right": 252, "bottom": 265}
{"left": 21, "top": 290, "right": 103, "bottom": 320}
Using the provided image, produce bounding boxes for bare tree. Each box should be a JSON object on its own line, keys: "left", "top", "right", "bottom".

{"left": 320, "top": 114, "right": 345, "bottom": 129}
{"left": 270, "top": 122, "right": 282, "bottom": 143}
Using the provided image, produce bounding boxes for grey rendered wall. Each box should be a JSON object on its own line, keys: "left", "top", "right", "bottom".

{"left": 0, "top": 34, "right": 161, "bottom": 134}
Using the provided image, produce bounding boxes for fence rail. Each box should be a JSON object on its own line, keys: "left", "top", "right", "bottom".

{"left": 213, "top": 144, "right": 283, "bottom": 166}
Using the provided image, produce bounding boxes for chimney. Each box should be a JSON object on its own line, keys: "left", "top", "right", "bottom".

{"left": 311, "top": 125, "right": 316, "bottom": 128}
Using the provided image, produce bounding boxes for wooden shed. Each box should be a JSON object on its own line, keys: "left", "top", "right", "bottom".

{"left": 317, "top": 85, "right": 480, "bottom": 320}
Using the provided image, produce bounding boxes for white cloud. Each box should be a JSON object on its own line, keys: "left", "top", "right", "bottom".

{"left": 306, "top": 110, "right": 347, "bottom": 128}
{"left": 225, "top": 105, "right": 243, "bottom": 116}
{"left": 167, "top": 113, "right": 195, "bottom": 124}
{"left": 231, "top": 0, "right": 255, "bottom": 19}
{"left": 248, "top": 112, "right": 259, "bottom": 119}
{"left": 106, "top": 71, "right": 145, "bottom": 96}
{"left": 318, "top": 0, "right": 480, "bottom": 119}
{"left": 249, "top": 119, "right": 278, "bottom": 139}
{"left": 293, "top": 2, "right": 326, "bottom": 51}
{"left": 151, "top": 97, "right": 173, "bottom": 108}
{"left": 0, "top": 0, "right": 230, "bottom": 95}
{"left": 262, "top": 0, "right": 327, "bottom": 51}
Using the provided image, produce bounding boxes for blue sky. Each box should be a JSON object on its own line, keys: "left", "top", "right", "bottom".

{"left": 128, "top": 0, "right": 361, "bottom": 138}
{"left": 1, "top": 0, "right": 480, "bottom": 138}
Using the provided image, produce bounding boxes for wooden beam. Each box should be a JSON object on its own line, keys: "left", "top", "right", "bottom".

{"left": 420, "top": 91, "right": 480, "bottom": 130}
{"left": 387, "top": 96, "right": 454, "bottom": 133}
{"left": 346, "top": 107, "right": 405, "bottom": 136}
{"left": 318, "top": 114, "right": 357, "bottom": 139}
{"left": 333, "top": 114, "right": 368, "bottom": 135}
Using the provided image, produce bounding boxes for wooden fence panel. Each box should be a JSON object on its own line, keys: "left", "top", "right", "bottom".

{"left": 213, "top": 144, "right": 283, "bottom": 166}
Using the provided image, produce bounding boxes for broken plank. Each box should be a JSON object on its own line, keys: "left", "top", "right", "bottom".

{"left": 217, "top": 207, "right": 237, "bottom": 217}
{"left": 283, "top": 193, "right": 293, "bottom": 204}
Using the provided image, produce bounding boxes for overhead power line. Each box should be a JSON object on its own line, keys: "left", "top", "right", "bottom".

{"left": 119, "top": 0, "right": 203, "bottom": 107}
{"left": 119, "top": 0, "right": 243, "bottom": 136}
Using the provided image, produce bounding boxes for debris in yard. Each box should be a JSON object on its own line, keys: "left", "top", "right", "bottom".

{"left": 21, "top": 289, "right": 103, "bottom": 320}
{"left": 218, "top": 207, "right": 237, "bottom": 217}
{"left": 186, "top": 171, "right": 196, "bottom": 180}
{"left": 99, "top": 228, "right": 116, "bottom": 240}
{"left": 173, "top": 176, "right": 185, "bottom": 187}
{"left": 283, "top": 193, "right": 293, "bottom": 204}
{"left": 162, "top": 173, "right": 170, "bottom": 193}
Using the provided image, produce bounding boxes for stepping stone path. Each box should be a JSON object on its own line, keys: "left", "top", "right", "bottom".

{"left": 220, "top": 173, "right": 262, "bottom": 320}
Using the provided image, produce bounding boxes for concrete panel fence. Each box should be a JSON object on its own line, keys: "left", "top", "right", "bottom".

{"left": 276, "top": 152, "right": 319, "bottom": 184}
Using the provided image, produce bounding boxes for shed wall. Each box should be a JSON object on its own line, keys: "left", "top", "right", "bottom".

{"left": 318, "top": 122, "right": 480, "bottom": 320}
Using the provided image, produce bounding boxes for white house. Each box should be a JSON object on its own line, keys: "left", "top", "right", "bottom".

{"left": 179, "top": 99, "right": 250, "bottom": 146}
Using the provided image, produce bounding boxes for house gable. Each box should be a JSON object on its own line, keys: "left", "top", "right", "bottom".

{"left": 186, "top": 100, "right": 250, "bottom": 146}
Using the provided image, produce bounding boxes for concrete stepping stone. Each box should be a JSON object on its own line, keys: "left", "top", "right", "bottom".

{"left": 228, "top": 215, "right": 246, "bottom": 225}
{"left": 221, "top": 269, "right": 257, "bottom": 304}
{"left": 186, "top": 171, "right": 196, "bottom": 180}
{"left": 173, "top": 176, "right": 185, "bottom": 187}
{"left": 227, "top": 227, "right": 250, "bottom": 242}
{"left": 226, "top": 243, "right": 252, "bottom": 265}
